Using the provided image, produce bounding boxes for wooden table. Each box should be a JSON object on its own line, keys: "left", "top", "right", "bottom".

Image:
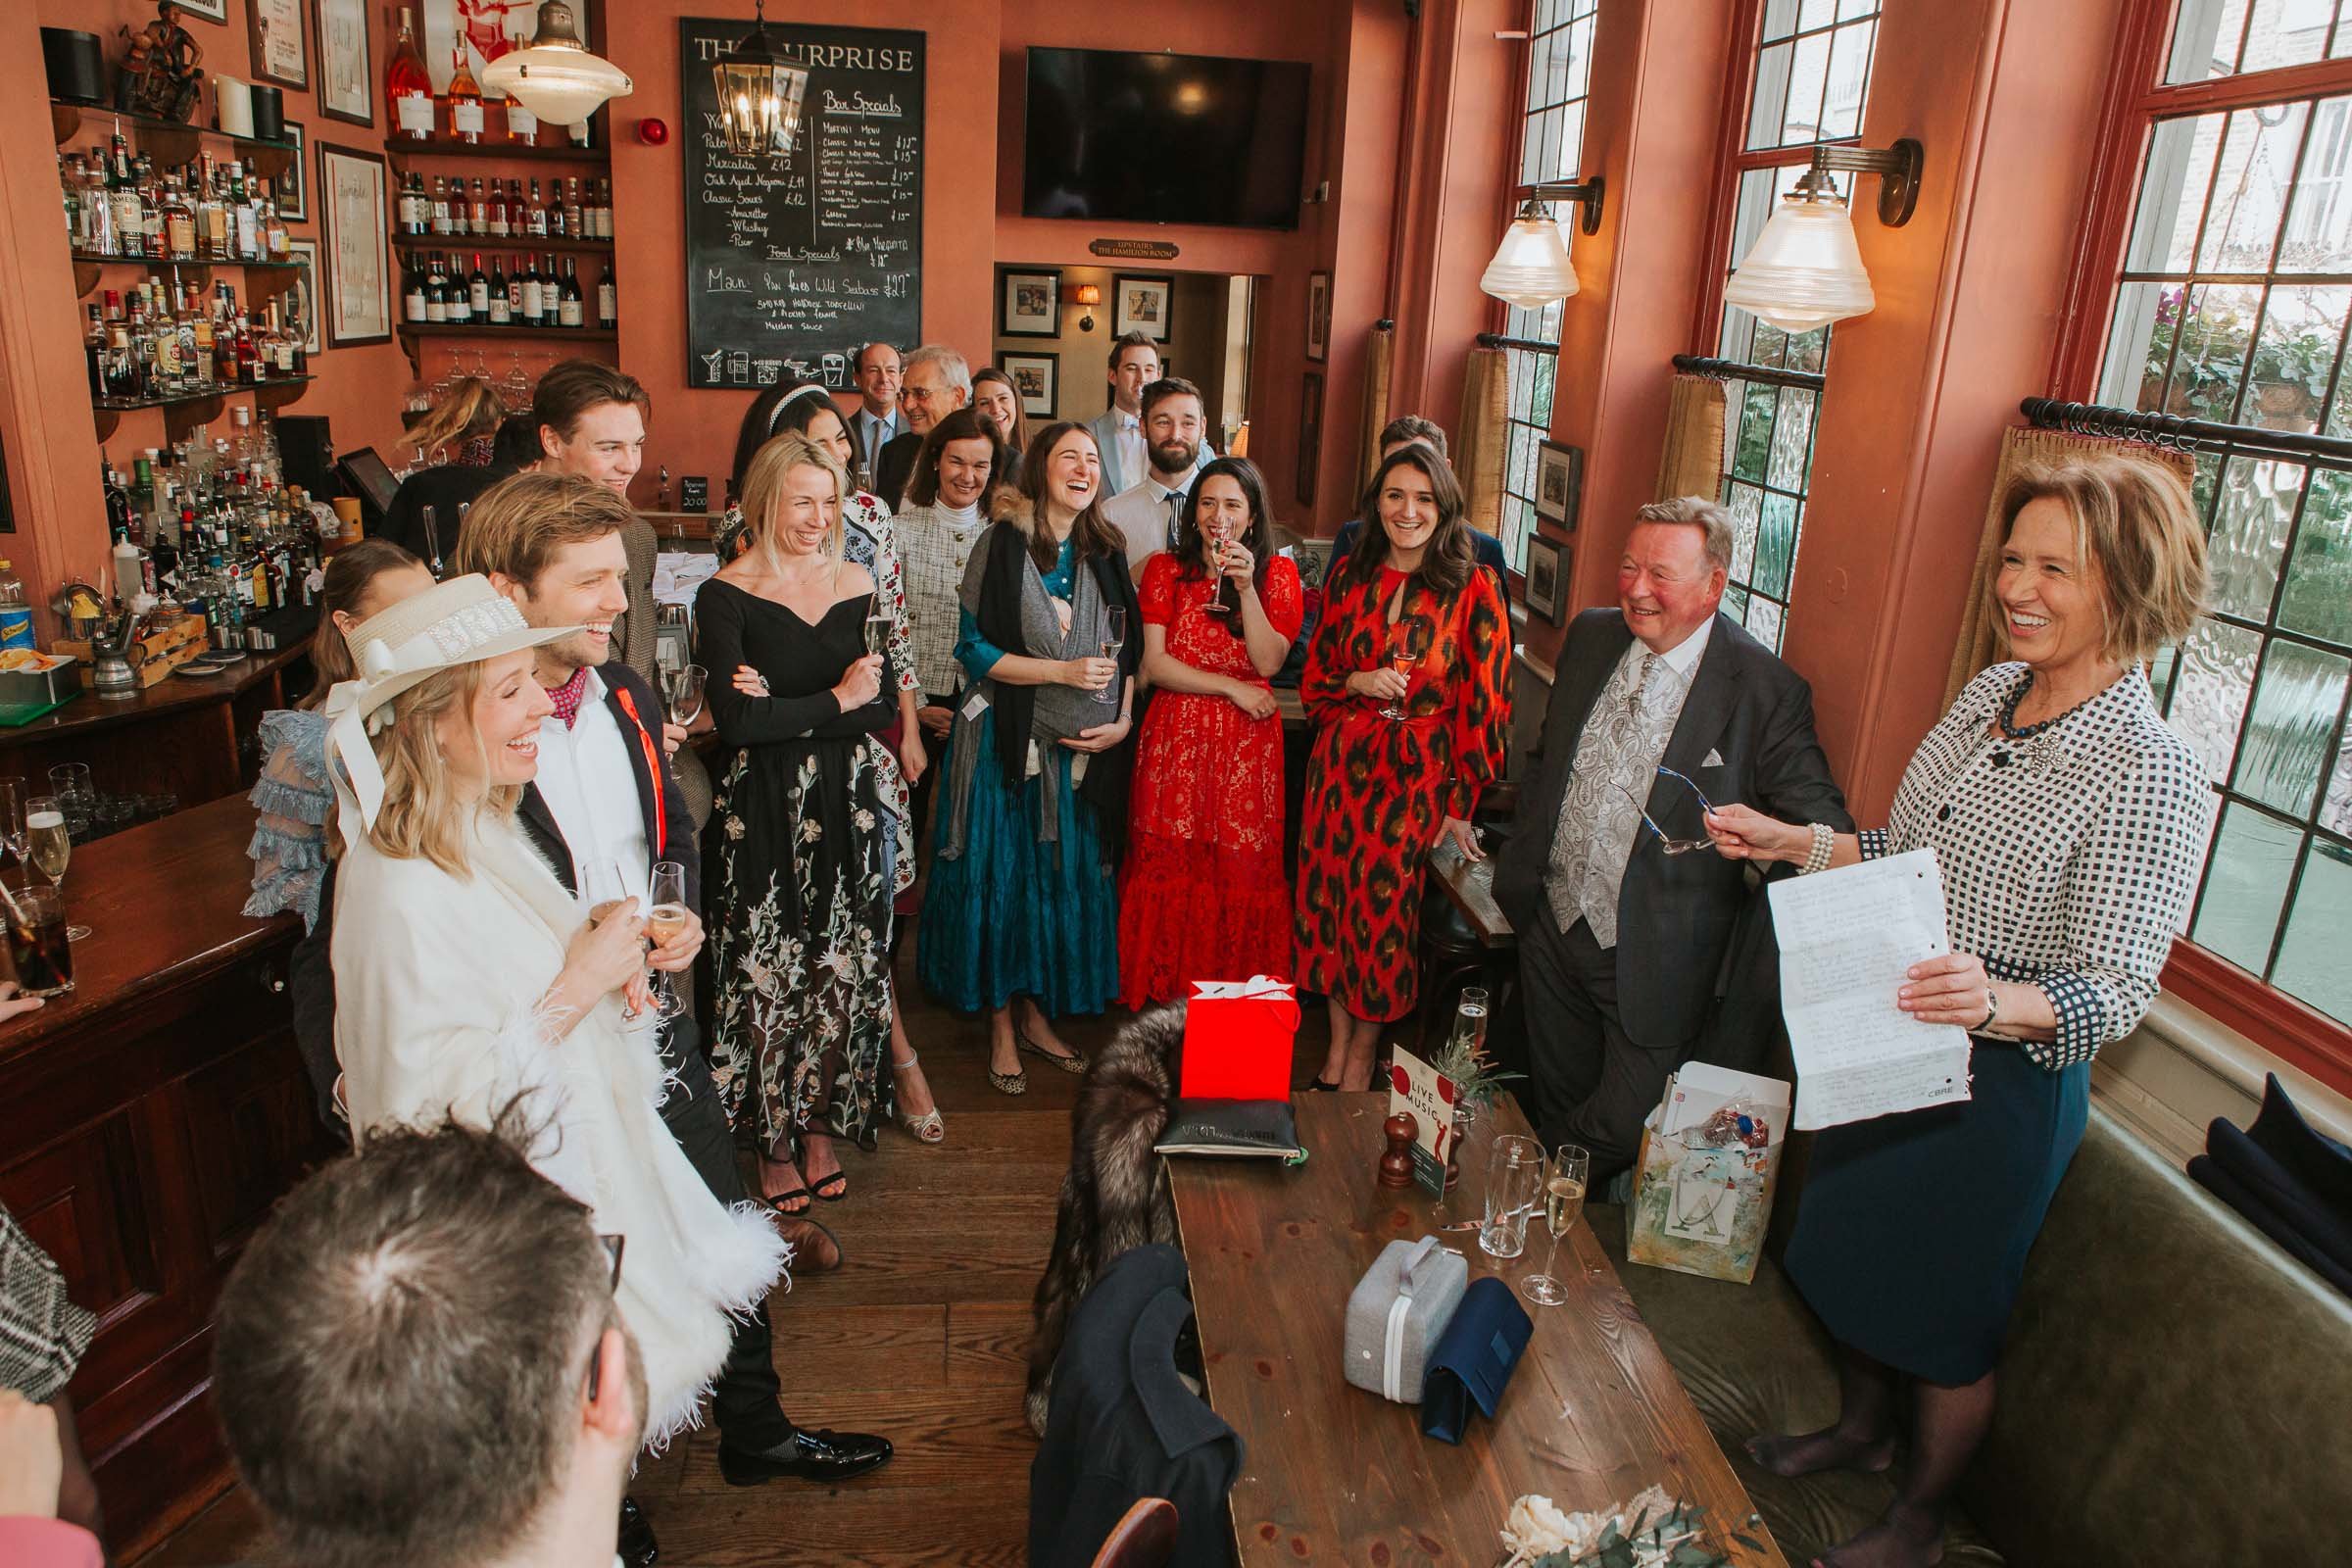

{"left": 1170, "top": 1094, "right": 1786, "bottom": 1568}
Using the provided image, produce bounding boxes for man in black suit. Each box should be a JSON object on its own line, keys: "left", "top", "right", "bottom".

{"left": 1494, "top": 497, "right": 1849, "bottom": 1180}
{"left": 873, "top": 343, "right": 970, "bottom": 508}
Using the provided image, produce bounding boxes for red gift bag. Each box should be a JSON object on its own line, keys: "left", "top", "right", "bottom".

{"left": 1181, "top": 976, "right": 1299, "bottom": 1101}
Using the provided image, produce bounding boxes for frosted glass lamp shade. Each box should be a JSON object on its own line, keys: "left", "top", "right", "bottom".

{"left": 1480, "top": 212, "right": 1579, "bottom": 310}
{"left": 1722, "top": 189, "right": 1875, "bottom": 332}
{"left": 478, "top": 2, "right": 632, "bottom": 124}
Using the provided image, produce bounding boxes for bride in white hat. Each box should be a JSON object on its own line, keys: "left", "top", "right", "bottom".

{"left": 321, "top": 573, "right": 788, "bottom": 1448}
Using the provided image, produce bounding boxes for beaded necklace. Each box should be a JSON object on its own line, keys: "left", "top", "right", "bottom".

{"left": 1997, "top": 668, "right": 2108, "bottom": 740}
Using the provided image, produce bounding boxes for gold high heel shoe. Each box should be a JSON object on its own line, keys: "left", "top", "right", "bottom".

{"left": 892, "top": 1051, "right": 946, "bottom": 1143}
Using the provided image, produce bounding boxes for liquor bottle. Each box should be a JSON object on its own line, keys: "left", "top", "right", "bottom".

{"left": 188, "top": 282, "right": 215, "bottom": 387}
{"left": 59, "top": 155, "right": 81, "bottom": 248}
{"left": 488, "top": 178, "right": 510, "bottom": 238}
{"left": 269, "top": 304, "right": 298, "bottom": 376}
{"left": 503, "top": 86, "right": 539, "bottom": 146}
{"left": 395, "top": 170, "right": 420, "bottom": 235}
{"left": 563, "top": 177, "right": 584, "bottom": 240}
{"left": 197, "top": 156, "right": 228, "bottom": 258}
{"left": 161, "top": 174, "right": 195, "bottom": 259}
{"left": 108, "top": 126, "right": 143, "bottom": 259}
{"left": 424, "top": 254, "right": 448, "bottom": 323}
{"left": 84, "top": 304, "right": 106, "bottom": 398}
{"left": 446, "top": 44, "right": 485, "bottom": 145}
{"left": 388, "top": 6, "right": 435, "bottom": 144}
{"left": 175, "top": 294, "right": 200, "bottom": 389}
{"left": 595, "top": 177, "right": 614, "bottom": 240}
{"left": 568, "top": 113, "right": 592, "bottom": 150}
{"left": 430, "top": 174, "right": 453, "bottom": 236}
{"left": 264, "top": 197, "right": 290, "bottom": 262}
{"left": 558, "top": 256, "right": 584, "bottom": 327}
{"left": 79, "top": 153, "right": 115, "bottom": 257}
{"left": 525, "top": 176, "right": 549, "bottom": 237}
{"left": 518, "top": 252, "right": 543, "bottom": 326}
{"left": 469, "top": 176, "right": 489, "bottom": 236}
{"left": 238, "top": 312, "right": 264, "bottom": 384}
{"left": 546, "top": 182, "right": 566, "bottom": 239}
{"left": 486, "top": 257, "right": 511, "bottom": 324}
{"left": 467, "top": 252, "right": 491, "bottom": 318}
{"left": 446, "top": 255, "right": 473, "bottom": 324}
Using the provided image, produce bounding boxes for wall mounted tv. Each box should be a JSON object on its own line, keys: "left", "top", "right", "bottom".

{"left": 1021, "top": 48, "right": 1311, "bottom": 230}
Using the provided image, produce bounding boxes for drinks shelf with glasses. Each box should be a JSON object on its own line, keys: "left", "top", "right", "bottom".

{"left": 392, "top": 235, "right": 612, "bottom": 256}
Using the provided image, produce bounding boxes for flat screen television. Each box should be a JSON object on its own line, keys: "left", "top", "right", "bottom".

{"left": 1022, "top": 48, "right": 1310, "bottom": 230}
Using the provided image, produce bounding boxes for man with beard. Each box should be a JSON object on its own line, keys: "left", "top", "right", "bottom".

{"left": 1101, "top": 376, "right": 1215, "bottom": 577}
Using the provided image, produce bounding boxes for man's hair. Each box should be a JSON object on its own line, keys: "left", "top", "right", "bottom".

{"left": 1140, "top": 375, "right": 1203, "bottom": 421}
{"left": 902, "top": 343, "right": 972, "bottom": 397}
{"left": 452, "top": 469, "right": 633, "bottom": 588}
{"left": 1107, "top": 330, "right": 1159, "bottom": 371}
{"left": 1633, "top": 496, "right": 1736, "bottom": 571}
{"left": 853, "top": 340, "right": 901, "bottom": 374}
{"left": 1379, "top": 414, "right": 1449, "bottom": 459}
{"left": 532, "top": 360, "right": 650, "bottom": 445}
{"left": 1996, "top": 456, "right": 2208, "bottom": 664}
{"left": 214, "top": 1108, "right": 625, "bottom": 1568}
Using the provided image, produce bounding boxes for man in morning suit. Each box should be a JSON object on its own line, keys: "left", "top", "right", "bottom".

{"left": 1492, "top": 497, "right": 1850, "bottom": 1180}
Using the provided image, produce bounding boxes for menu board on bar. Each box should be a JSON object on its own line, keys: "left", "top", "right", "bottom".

{"left": 679, "top": 19, "right": 924, "bottom": 389}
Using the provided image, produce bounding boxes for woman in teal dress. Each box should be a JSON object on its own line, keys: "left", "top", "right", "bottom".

{"left": 918, "top": 421, "right": 1142, "bottom": 1094}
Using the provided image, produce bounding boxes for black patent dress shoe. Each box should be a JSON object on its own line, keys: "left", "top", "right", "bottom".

{"left": 617, "top": 1494, "right": 658, "bottom": 1566}
{"left": 716, "top": 1426, "right": 894, "bottom": 1486}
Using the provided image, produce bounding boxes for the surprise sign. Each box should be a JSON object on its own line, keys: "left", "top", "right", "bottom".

{"left": 679, "top": 20, "right": 925, "bottom": 389}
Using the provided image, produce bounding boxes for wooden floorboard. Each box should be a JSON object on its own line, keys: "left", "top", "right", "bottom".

{"left": 135, "top": 929, "right": 1342, "bottom": 1568}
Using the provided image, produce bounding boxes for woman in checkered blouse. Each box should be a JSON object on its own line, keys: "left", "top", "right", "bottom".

{"left": 1704, "top": 457, "right": 2212, "bottom": 1568}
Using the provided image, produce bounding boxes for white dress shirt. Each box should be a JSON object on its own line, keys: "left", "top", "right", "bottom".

{"left": 532, "top": 667, "right": 652, "bottom": 903}
{"left": 1110, "top": 410, "right": 1146, "bottom": 496}
{"left": 1102, "top": 476, "right": 1192, "bottom": 577}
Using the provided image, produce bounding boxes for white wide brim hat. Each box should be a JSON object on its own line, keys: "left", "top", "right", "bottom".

{"left": 320, "top": 573, "right": 579, "bottom": 851}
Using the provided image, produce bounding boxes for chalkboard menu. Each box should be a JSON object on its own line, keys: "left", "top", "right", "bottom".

{"left": 679, "top": 20, "right": 924, "bottom": 390}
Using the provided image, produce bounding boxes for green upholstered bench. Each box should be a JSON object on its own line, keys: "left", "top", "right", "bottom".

{"left": 1587, "top": 1107, "right": 2352, "bottom": 1567}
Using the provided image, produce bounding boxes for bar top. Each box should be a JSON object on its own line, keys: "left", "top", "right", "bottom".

{"left": 0, "top": 644, "right": 304, "bottom": 748}
{"left": 0, "top": 792, "right": 291, "bottom": 1065}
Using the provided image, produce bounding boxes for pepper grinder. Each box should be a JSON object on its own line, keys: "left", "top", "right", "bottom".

{"left": 1379, "top": 1112, "right": 1418, "bottom": 1190}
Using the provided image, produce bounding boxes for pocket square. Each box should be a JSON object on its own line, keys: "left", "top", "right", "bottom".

{"left": 1701, "top": 748, "right": 1726, "bottom": 768}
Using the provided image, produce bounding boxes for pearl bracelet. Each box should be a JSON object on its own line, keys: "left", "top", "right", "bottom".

{"left": 1798, "top": 820, "right": 1835, "bottom": 875}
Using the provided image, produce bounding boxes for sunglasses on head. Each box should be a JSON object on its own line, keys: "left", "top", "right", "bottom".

{"left": 584, "top": 1233, "right": 624, "bottom": 1401}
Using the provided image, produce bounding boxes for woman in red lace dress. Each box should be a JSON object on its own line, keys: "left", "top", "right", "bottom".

{"left": 1295, "top": 446, "right": 1511, "bottom": 1090}
{"left": 1119, "top": 458, "right": 1304, "bottom": 1004}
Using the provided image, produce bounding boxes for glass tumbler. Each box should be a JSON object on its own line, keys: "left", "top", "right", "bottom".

{"left": 1479, "top": 1133, "right": 1545, "bottom": 1258}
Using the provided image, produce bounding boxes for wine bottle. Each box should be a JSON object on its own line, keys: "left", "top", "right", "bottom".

{"left": 488, "top": 179, "right": 510, "bottom": 238}
{"left": 424, "top": 255, "right": 448, "bottom": 324}
{"left": 388, "top": 6, "right": 435, "bottom": 144}
{"left": 525, "top": 176, "right": 548, "bottom": 238}
{"left": 563, "top": 177, "right": 584, "bottom": 240}
{"left": 446, "top": 45, "right": 485, "bottom": 145}
{"left": 518, "top": 252, "right": 543, "bottom": 326}
{"left": 446, "top": 255, "right": 473, "bottom": 324}
{"left": 486, "top": 257, "right": 511, "bottom": 324}
{"left": 558, "top": 257, "right": 584, "bottom": 328}
{"left": 468, "top": 252, "right": 490, "bottom": 318}
{"left": 430, "top": 174, "right": 452, "bottom": 237}
{"left": 504, "top": 89, "right": 539, "bottom": 146}
{"left": 596, "top": 260, "right": 616, "bottom": 328}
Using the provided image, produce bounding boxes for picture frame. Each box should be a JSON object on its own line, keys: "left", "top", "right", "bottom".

{"left": 284, "top": 238, "right": 323, "bottom": 356}
{"left": 1305, "top": 271, "right": 1331, "bottom": 363}
{"left": 1113, "top": 273, "right": 1173, "bottom": 341}
{"left": 274, "top": 121, "right": 309, "bottom": 221}
{"left": 314, "top": 0, "right": 374, "bottom": 126}
{"left": 1524, "top": 533, "right": 1567, "bottom": 624}
{"left": 1002, "top": 352, "right": 1059, "bottom": 419}
{"left": 172, "top": 0, "right": 229, "bottom": 22}
{"left": 248, "top": 0, "right": 310, "bottom": 90}
{"left": 1000, "top": 270, "right": 1062, "bottom": 339}
{"left": 318, "top": 143, "right": 392, "bottom": 347}
{"left": 1297, "top": 371, "right": 1323, "bottom": 509}
{"left": 1534, "top": 438, "right": 1584, "bottom": 529}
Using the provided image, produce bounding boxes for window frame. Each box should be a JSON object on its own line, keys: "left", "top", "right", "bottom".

{"left": 2055, "top": 0, "right": 2352, "bottom": 1092}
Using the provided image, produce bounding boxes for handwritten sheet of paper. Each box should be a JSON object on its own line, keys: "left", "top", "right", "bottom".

{"left": 1768, "top": 849, "right": 1973, "bottom": 1130}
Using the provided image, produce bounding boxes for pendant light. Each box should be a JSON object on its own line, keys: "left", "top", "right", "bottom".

{"left": 1479, "top": 175, "right": 1605, "bottom": 311}
{"left": 713, "top": 0, "right": 811, "bottom": 159}
{"left": 478, "top": 1, "right": 633, "bottom": 126}
{"left": 1722, "top": 139, "right": 1924, "bottom": 333}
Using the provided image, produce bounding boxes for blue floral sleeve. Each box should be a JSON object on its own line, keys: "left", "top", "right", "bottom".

{"left": 244, "top": 709, "right": 335, "bottom": 931}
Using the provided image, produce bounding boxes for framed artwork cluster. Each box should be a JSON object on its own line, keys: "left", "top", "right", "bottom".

{"left": 998, "top": 269, "right": 1179, "bottom": 344}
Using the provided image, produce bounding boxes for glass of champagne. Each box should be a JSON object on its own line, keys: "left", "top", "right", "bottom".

{"left": 1523, "top": 1145, "right": 1592, "bottom": 1306}
{"left": 1100, "top": 605, "right": 1128, "bottom": 701}
{"left": 24, "top": 797, "right": 84, "bottom": 942}
{"left": 863, "top": 610, "right": 893, "bottom": 661}
{"left": 580, "top": 858, "right": 640, "bottom": 1019}
{"left": 1381, "top": 621, "right": 1420, "bottom": 721}
{"left": 646, "top": 860, "right": 690, "bottom": 1022}
{"left": 1204, "top": 514, "right": 1239, "bottom": 621}
{"left": 666, "top": 662, "right": 707, "bottom": 729}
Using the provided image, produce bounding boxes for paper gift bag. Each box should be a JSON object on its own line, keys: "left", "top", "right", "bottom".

{"left": 1181, "top": 976, "right": 1299, "bottom": 1101}
{"left": 1624, "top": 1061, "right": 1791, "bottom": 1285}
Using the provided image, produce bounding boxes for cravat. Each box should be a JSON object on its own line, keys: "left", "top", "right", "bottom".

{"left": 546, "top": 667, "right": 590, "bottom": 730}
{"left": 1546, "top": 652, "right": 1678, "bottom": 948}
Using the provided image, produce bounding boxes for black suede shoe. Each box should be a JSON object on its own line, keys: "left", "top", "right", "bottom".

{"left": 617, "top": 1495, "right": 658, "bottom": 1567}
{"left": 716, "top": 1427, "right": 894, "bottom": 1486}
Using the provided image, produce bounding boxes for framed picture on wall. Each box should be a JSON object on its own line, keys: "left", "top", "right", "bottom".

{"left": 318, "top": 143, "right": 392, "bottom": 347}
{"left": 1534, "top": 439, "right": 1583, "bottom": 529}
{"left": 1000, "top": 270, "right": 1061, "bottom": 338}
{"left": 1306, "top": 272, "right": 1331, "bottom": 362}
{"left": 1113, "top": 274, "right": 1173, "bottom": 341}
{"left": 249, "top": 0, "right": 310, "bottom": 90}
{"left": 1003, "top": 353, "right": 1059, "bottom": 418}
{"left": 1525, "top": 534, "right": 1567, "bottom": 623}
{"left": 172, "top": 0, "right": 229, "bottom": 22}
{"left": 1297, "top": 371, "right": 1323, "bottom": 509}
{"left": 315, "top": 0, "right": 374, "bottom": 126}
{"left": 275, "top": 121, "right": 309, "bottom": 220}
{"left": 285, "top": 238, "right": 324, "bottom": 356}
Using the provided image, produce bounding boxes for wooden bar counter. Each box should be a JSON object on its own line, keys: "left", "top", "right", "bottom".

{"left": 0, "top": 792, "right": 330, "bottom": 1559}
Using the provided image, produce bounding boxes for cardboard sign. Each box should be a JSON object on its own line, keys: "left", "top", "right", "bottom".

{"left": 1387, "top": 1046, "right": 1458, "bottom": 1198}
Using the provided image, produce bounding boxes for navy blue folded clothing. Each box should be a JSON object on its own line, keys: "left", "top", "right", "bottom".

{"left": 2188, "top": 1152, "right": 2352, "bottom": 1299}
{"left": 2208, "top": 1118, "right": 2352, "bottom": 1275}
{"left": 2247, "top": 1073, "right": 2352, "bottom": 1213}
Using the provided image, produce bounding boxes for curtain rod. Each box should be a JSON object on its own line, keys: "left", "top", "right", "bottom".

{"left": 2019, "top": 397, "right": 2352, "bottom": 466}
{"left": 1670, "top": 353, "right": 1826, "bottom": 394}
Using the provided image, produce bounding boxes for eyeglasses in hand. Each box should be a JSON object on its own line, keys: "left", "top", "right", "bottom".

{"left": 1613, "top": 764, "right": 1719, "bottom": 856}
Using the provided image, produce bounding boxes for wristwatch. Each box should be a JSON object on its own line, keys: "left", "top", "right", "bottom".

{"left": 1977, "top": 986, "right": 1999, "bottom": 1033}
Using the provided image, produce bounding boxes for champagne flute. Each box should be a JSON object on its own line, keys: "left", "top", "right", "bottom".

{"left": 1381, "top": 622, "right": 1420, "bottom": 720}
{"left": 665, "top": 662, "right": 707, "bottom": 728}
{"left": 580, "top": 858, "right": 641, "bottom": 1019}
{"left": 1523, "top": 1144, "right": 1592, "bottom": 1307}
{"left": 24, "top": 796, "right": 85, "bottom": 942}
{"left": 1099, "top": 605, "right": 1128, "bottom": 700}
{"left": 1204, "top": 514, "right": 1239, "bottom": 621}
{"left": 862, "top": 610, "right": 893, "bottom": 660}
{"left": 645, "top": 860, "right": 690, "bottom": 1022}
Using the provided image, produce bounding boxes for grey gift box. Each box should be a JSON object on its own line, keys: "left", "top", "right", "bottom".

{"left": 1342, "top": 1236, "right": 1468, "bottom": 1404}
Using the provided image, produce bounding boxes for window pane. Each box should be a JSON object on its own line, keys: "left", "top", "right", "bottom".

{"left": 2278, "top": 97, "right": 2352, "bottom": 270}
{"left": 1767, "top": 387, "right": 1817, "bottom": 489}
{"left": 1731, "top": 382, "right": 1777, "bottom": 480}
{"left": 1748, "top": 42, "right": 1794, "bottom": 149}
{"left": 1779, "top": 30, "right": 1835, "bottom": 145}
{"left": 1728, "top": 483, "right": 1762, "bottom": 581}
{"left": 2241, "top": 0, "right": 2337, "bottom": 74}
{"left": 2274, "top": 839, "right": 2352, "bottom": 1015}
{"left": 2167, "top": 283, "right": 2263, "bottom": 422}
{"left": 2279, "top": 468, "right": 2352, "bottom": 644}
{"left": 2152, "top": 643, "right": 2184, "bottom": 707}
{"left": 2197, "top": 105, "right": 2310, "bottom": 273}
{"left": 2171, "top": 614, "right": 2267, "bottom": 782}
{"left": 1755, "top": 494, "right": 1800, "bottom": 598}
{"left": 2168, "top": 0, "right": 2345, "bottom": 81}
{"left": 2230, "top": 639, "right": 2351, "bottom": 816}
{"left": 2127, "top": 117, "right": 2226, "bottom": 272}
{"left": 2242, "top": 284, "right": 2349, "bottom": 431}
{"left": 1819, "top": 20, "right": 1876, "bottom": 140}
{"left": 2205, "top": 455, "right": 2301, "bottom": 620}
{"left": 2323, "top": 726, "right": 2352, "bottom": 834}
{"left": 2191, "top": 801, "right": 2301, "bottom": 970}
{"left": 1748, "top": 596, "right": 1787, "bottom": 651}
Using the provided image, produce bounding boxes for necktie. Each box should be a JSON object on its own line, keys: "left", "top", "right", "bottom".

{"left": 1166, "top": 491, "right": 1186, "bottom": 552}
{"left": 546, "top": 667, "right": 590, "bottom": 730}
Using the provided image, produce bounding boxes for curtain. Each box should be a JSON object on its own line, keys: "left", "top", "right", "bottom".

{"left": 1942, "top": 425, "right": 2197, "bottom": 707}
{"left": 1655, "top": 372, "right": 1728, "bottom": 502}
{"left": 1359, "top": 322, "right": 1394, "bottom": 495}
{"left": 1456, "top": 345, "right": 1508, "bottom": 536}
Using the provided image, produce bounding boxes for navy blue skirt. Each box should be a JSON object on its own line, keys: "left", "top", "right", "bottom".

{"left": 1784, "top": 1039, "right": 2087, "bottom": 1385}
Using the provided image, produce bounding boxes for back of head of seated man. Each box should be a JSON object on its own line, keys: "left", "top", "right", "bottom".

{"left": 213, "top": 1110, "right": 645, "bottom": 1568}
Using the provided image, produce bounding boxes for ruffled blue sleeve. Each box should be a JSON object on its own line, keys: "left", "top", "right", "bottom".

{"left": 244, "top": 709, "right": 335, "bottom": 931}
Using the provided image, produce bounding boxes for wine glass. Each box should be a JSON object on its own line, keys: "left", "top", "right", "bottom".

{"left": 645, "top": 860, "right": 690, "bottom": 1022}
{"left": 1523, "top": 1145, "right": 1592, "bottom": 1306}
{"left": 504, "top": 348, "right": 530, "bottom": 406}
{"left": 1381, "top": 621, "right": 1420, "bottom": 720}
{"left": 579, "top": 858, "right": 642, "bottom": 1020}
{"left": 1204, "top": 513, "right": 1238, "bottom": 621}
{"left": 0, "top": 778, "right": 27, "bottom": 868}
{"left": 1100, "top": 605, "right": 1128, "bottom": 700}
{"left": 24, "top": 796, "right": 85, "bottom": 942}
{"left": 665, "top": 662, "right": 707, "bottom": 728}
